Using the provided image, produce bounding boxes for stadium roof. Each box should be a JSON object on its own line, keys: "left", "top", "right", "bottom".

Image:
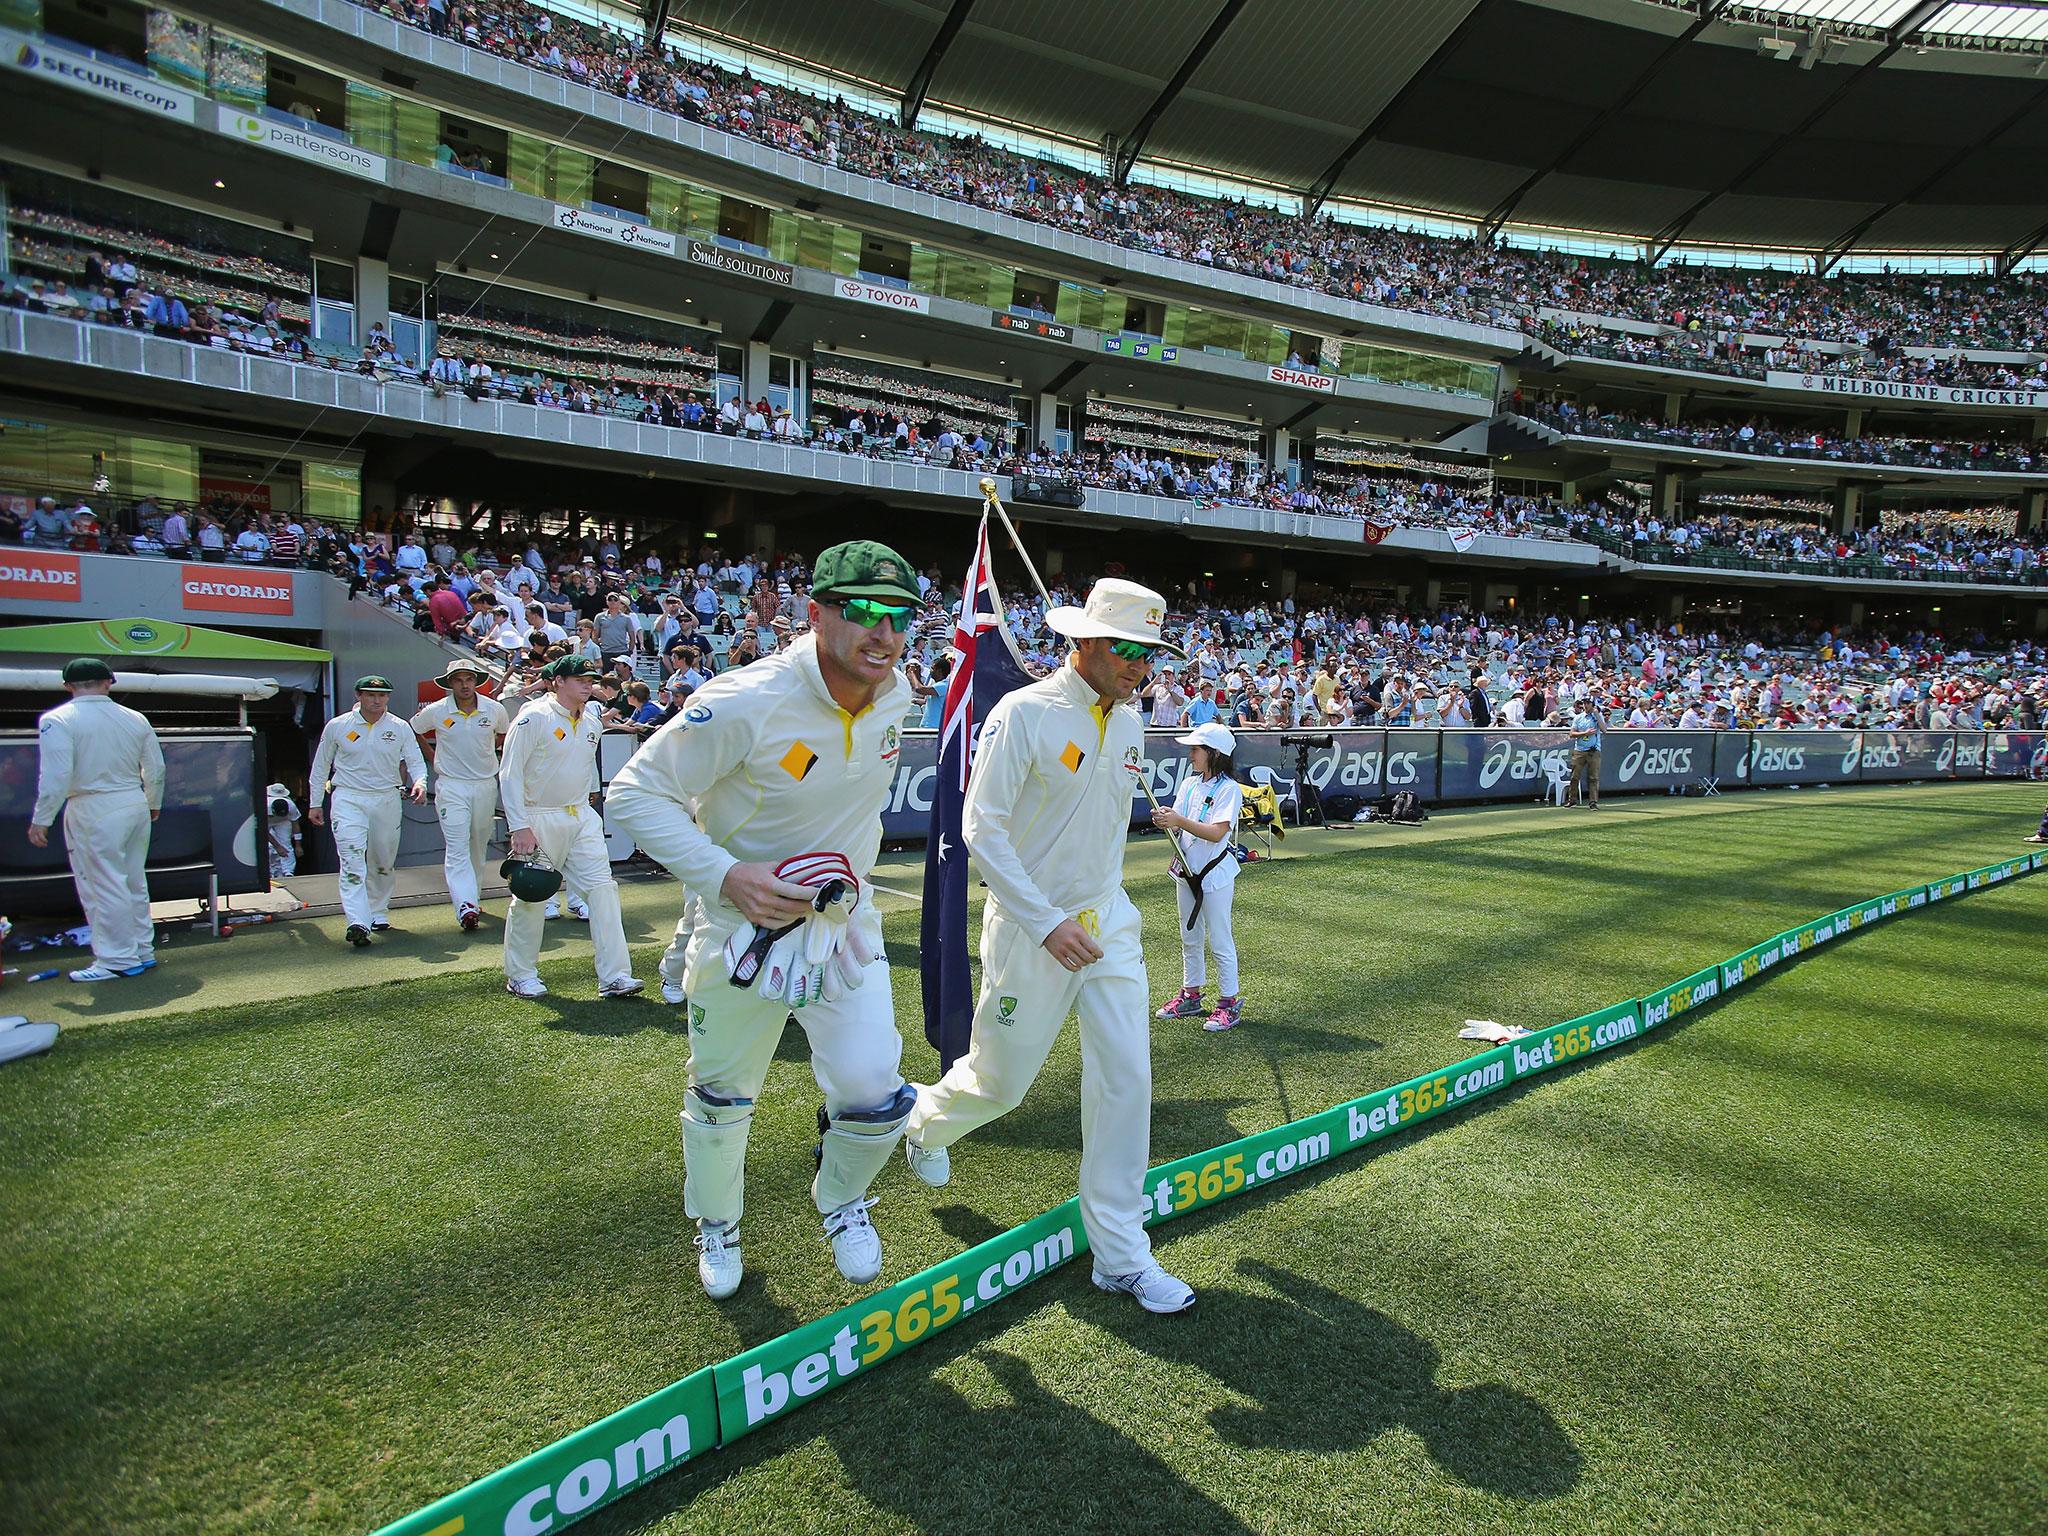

{"left": 661, "top": 0, "right": 2048, "bottom": 260}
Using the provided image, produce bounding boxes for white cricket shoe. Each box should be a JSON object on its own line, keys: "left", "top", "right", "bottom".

{"left": 505, "top": 977, "right": 548, "bottom": 999}
{"left": 821, "top": 1195, "right": 883, "bottom": 1284}
{"left": 904, "top": 1136, "right": 950, "bottom": 1187}
{"left": 567, "top": 898, "right": 591, "bottom": 921}
{"left": 695, "top": 1221, "right": 742, "bottom": 1300}
{"left": 599, "top": 976, "right": 645, "bottom": 1000}
{"left": 660, "top": 979, "right": 688, "bottom": 1005}
{"left": 1093, "top": 1262, "right": 1196, "bottom": 1315}
{"left": 542, "top": 898, "right": 562, "bottom": 919}
{"left": 67, "top": 965, "right": 119, "bottom": 983}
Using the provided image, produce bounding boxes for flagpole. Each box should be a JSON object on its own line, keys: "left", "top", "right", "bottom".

{"left": 978, "top": 476, "right": 1056, "bottom": 611}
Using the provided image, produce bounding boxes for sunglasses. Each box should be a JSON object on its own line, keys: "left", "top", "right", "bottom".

{"left": 841, "top": 599, "right": 915, "bottom": 633}
{"left": 1109, "top": 639, "right": 1160, "bottom": 663}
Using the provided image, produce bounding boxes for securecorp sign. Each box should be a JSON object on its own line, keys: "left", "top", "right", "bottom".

{"left": 0, "top": 548, "right": 83, "bottom": 602}
{"left": 180, "top": 565, "right": 293, "bottom": 615}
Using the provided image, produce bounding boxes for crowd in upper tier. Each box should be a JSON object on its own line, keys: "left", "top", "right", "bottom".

{"left": 1520, "top": 399, "right": 2042, "bottom": 475}
{"left": 359, "top": 0, "right": 2048, "bottom": 358}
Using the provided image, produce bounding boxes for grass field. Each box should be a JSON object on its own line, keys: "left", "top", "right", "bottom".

{"left": 2, "top": 781, "right": 2044, "bottom": 1536}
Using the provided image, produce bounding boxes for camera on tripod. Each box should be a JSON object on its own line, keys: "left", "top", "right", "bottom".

{"left": 1276, "top": 735, "right": 1333, "bottom": 826}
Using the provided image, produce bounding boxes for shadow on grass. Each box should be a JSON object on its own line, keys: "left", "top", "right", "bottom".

{"left": 1086, "top": 1259, "right": 1582, "bottom": 1500}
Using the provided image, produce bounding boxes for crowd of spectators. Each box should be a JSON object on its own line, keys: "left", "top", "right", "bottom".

{"left": 1557, "top": 503, "right": 2048, "bottom": 583}
{"left": 1529, "top": 318, "right": 2048, "bottom": 392}
{"left": 354, "top": 0, "right": 2048, "bottom": 360}
{"left": 1522, "top": 399, "right": 2043, "bottom": 474}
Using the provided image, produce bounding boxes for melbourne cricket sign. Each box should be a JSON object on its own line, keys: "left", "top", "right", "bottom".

{"left": 1764, "top": 371, "right": 2048, "bottom": 411}
{"left": 368, "top": 856, "right": 2039, "bottom": 1536}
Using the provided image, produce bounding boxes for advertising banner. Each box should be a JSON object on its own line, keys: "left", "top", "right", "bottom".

{"left": 833, "top": 277, "right": 930, "bottom": 314}
{"left": 179, "top": 564, "right": 294, "bottom": 615}
{"left": 1266, "top": 364, "right": 1337, "bottom": 393}
{"left": 1764, "top": 370, "right": 2047, "bottom": 411}
{"left": 1439, "top": 729, "right": 1571, "bottom": 802}
{"left": 371, "top": 1368, "right": 716, "bottom": 1536}
{"left": 1639, "top": 963, "right": 1721, "bottom": 1031}
{"left": 3, "top": 30, "right": 197, "bottom": 122}
{"left": 1718, "top": 933, "right": 1787, "bottom": 995}
{"left": 992, "top": 311, "right": 1072, "bottom": 343}
{"left": 0, "top": 548, "right": 83, "bottom": 602}
{"left": 1731, "top": 730, "right": 1862, "bottom": 787}
{"left": 553, "top": 205, "right": 678, "bottom": 255}
{"left": 1854, "top": 730, "right": 1954, "bottom": 783}
{"left": 713, "top": 1202, "right": 1083, "bottom": 1442}
{"left": 1602, "top": 731, "right": 1715, "bottom": 794}
{"left": 685, "top": 239, "right": 792, "bottom": 286}
{"left": 1949, "top": 732, "right": 1989, "bottom": 778}
{"left": 215, "top": 105, "right": 386, "bottom": 180}
{"left": 1984, "top": 731, "right": 2047, "bottom": 777}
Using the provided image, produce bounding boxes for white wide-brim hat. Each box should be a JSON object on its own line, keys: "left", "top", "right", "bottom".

{"left": 1176, "top": 721, "right": 1236, "bottom": 756}
{"left": 1044, "top": 577, "right": 1184, "bottom": 657}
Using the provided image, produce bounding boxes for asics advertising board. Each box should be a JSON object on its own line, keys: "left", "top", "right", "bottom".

{"left": 1854, "top": 731, "right": 1953, "bottom": 783}
{"left": 1438, "top": 730, "right": 1571, "bottom": 801}
{"left": 1601, "top": 731, "right": 1714, "bottom": 794}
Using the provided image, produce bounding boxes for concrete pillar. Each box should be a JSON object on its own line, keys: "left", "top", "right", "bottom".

{"left": 1653, "top": 465, "right": 1684, "bottom": 518}
{"left": 740, "top": 340, "right": 772, "bottom": 408}
{"left": 1670, "top": 593, "right": 1685, "bottom": 621}
{"left": 1043, "top": 547, "right": 1063, "bottom": 581}
{"left": 1263, "top": 426, "right": 1294, "bottom": 486}
{"left": 1662, "top": 392, "right": 1681, "bottom": 425}
{"left": 1832, "top": 484, "right": 1863, "bottom": 535}
{"left": 1033, "top": 391, "right": 1058, "bottom": 453}
{"left": 750, "top": 521, "right": 774, "bottom": 559}
{"left": 1561, "top": 479, "right": 1578, "bottom": 502}
{"left": 1424, "top": 577, "right": 1442, "bottom": 608}
{"left": 1278, "top": 565, "right": 1299, "bottom": 599}
{"left": 2024, "top": 489, "right": 2045, "bottom": 533}
{"left": 1844, "top": 408, "right": 1864, "bottom": 440}
{"left": 1849, "top": 601, "right": 1867, "bottom": 628}
{"left": 355, "top": 256, "right": 390, "bottom": 338}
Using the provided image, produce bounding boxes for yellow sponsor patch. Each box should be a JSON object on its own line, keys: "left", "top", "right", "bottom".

{"left": 345, "top": 730, "right": 359, "bottom": 742}
{"left": 443, "top": 717, "right": 456, "bottom": 729}
{"left": 780, "top": 741, "right": 819, "bottom": 780}
{"left": 553, "top": 727, "right": 567, "bottom": 741}
{"left": 1059, "top": 740, "right": 1084, "bottom": 773}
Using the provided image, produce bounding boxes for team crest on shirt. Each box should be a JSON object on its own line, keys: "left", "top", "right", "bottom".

{"left": 689, "top": 1004, "right": 705, "bottom": 1033}
{"left": 380, "top": 729, "right": 396, "bottom": 741}
{"left": 1122, "top": 745, "right": 1142, "bottom": 776}
{"left": 880, "top": 724, "right": 900, "bottom": 765}
{"left": 998, "top": 996, "right": 1017, "bottom": 1023}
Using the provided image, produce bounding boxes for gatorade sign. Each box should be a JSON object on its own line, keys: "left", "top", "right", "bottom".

{"left": 0, "top": 548, "right": 82, "bottom": 602}
{"left": 181, "top": 565, "right": 294, "bottom": 615}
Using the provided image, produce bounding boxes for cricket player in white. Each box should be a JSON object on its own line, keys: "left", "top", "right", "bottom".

{"left": 27, "top": 657, "right": 166, "bottom": 983}
{"left": 607, "top": 539, "right": 918, "bottom": 1299}
{"left": 498, "top": 656, "right": 641, "bottom": 1000}
{"left": 1152, "top": 722, "right": 1245, "bottom": 1032}
{"left": 308, "top": 676, "right": 427, "bottom": 947}
{"left": 410, "top": 659, "right": 509, "bottom": 932}
{"left": 905, "top": 579, "right": 1196, "bottom": 1314}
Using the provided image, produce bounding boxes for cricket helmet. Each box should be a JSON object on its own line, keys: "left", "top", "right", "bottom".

{"left": 499, "top": 850, "right": 563, "bottom": 903}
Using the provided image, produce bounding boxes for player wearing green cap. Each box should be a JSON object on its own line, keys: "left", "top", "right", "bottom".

{"left": 608, "top": 539, "right": 920, "bottom": 1299}
{"left": 308, "top": 676, "right": 428, "bottom": 947}
{"left": 28, "top": 659, "right": 166, "bottom": 983}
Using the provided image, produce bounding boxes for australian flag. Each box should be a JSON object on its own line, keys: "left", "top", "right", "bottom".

{"left": 921, "top": 513, "right": 1032, "bottom": 1070}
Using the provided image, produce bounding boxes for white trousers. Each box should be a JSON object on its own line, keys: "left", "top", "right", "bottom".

{"left": 658, "top": 896, "right": 699, "bottom": 987}
{"left": 435, "top": 775, "right": 498, "bottom": 911}
{"left": 502, "top": 806, "right": 631, "bottom": 986}
{"left": 679, "top": 914, "right": 904, "bottom": 1225}
{"left": 331, "top": 789, "right": 400, "bottom": 930}
{"left": 1176, "top": 878, "right": 1239, "bottom": 996}
{"left": 909, "top": 892, "right": 1154, "bottom": 1276}
{"left": 64, "top": 788, "right": 153, "bottom": 969}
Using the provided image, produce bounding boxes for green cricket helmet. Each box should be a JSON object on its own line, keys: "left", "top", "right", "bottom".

{"left": 499, "top": 851, "right": 563, "bottom": 903}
